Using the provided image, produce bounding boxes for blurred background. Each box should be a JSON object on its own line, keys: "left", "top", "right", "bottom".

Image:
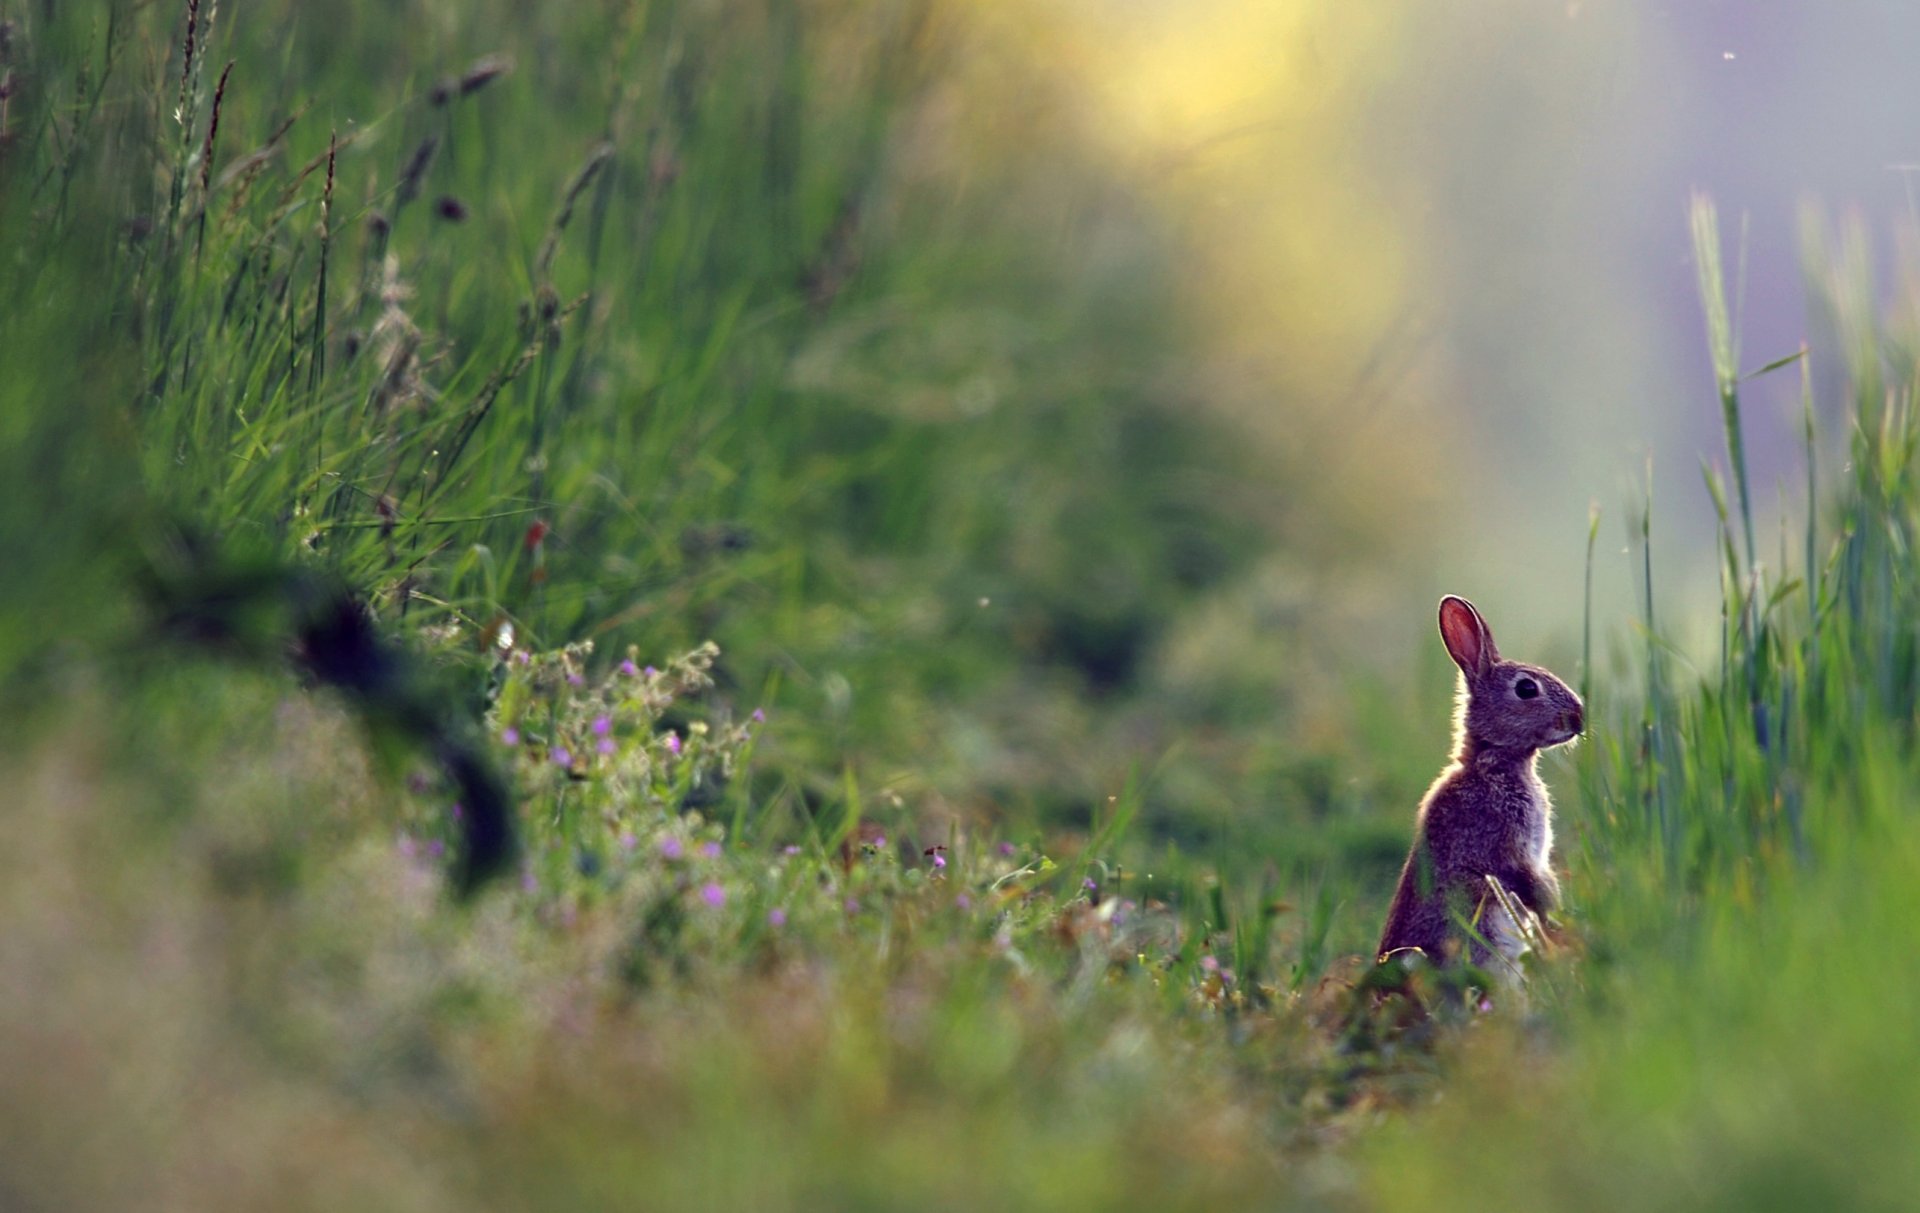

{"left": 8, "top": 0, "right": 1920, "bottom": 885}
{"left": 1041, "top": 0, "right": 1920, "bottom": 635}
{"left": 7, "top": 1, "right": 1920, "bottom": 1209}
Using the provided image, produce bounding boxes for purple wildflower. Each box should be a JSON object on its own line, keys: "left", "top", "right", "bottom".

{"left": 751, "top": 708, "right": 766, "bottom": 723}
{"left": 699, "top": 882, "right": 726, "bottom": 908}
{"left": 620, "top": 659, "right": 639, "bottom": 676}
{"left": 998, "top": 841, "right": 1017, "bottom": 857}
{"left": 512, "top": 650, "right": 531, "bottom": 665}
{"left": 1200, "top": 955, "right": 1220, "bottom": 973}
{"left": 783, "top": 845, "right": 802, "bottom": 856}
{"left": 450, "top": 803, "right": 464, "bottom": 821}
{"left": 551, "top": 746, "right": 573, "bottom": 768}
{"left": 644, "top": 665, "right": 659, "bottom": 678}
{"left": 955, "top": 894, "right": 972, "bottom": 910}
{"left": 932, "top": 853, "right": 947, "bottom": 870}
{"left": 844, "top": 897, "right": 860, "bottom": 914}
{"left": 664, "top": 733, "right": 682, "bottom": 756}
{"left": 597, "top": 738, "right": 616, "bottom": 756}
{"left": 566, "top": 672, "right": 585, "bottom": 687}
{"left": 700, "top": 841, "right": 722, "bottom": 859}
{"left": 427, "top": 839, "right": 446, "bottom": 859}
{"left": 767, "top": 908, "right": 787, "bottom": 928}
{"left": 659, "top": 836, "right": 685, "bottom": 861}
{"left": 618, "top": 830, "right": 637, "bottom": 852}
{"left": 592, "top": 715, "right": 611, "bottom": 736}
{"left": 1083, "top": 877, "right": 1097, "bottom": 891}
{"left": 501, "top": 727, "right": 520, "bottom": 746}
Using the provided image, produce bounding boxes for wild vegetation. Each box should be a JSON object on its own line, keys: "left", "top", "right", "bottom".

{"left": 3, "top": 4, "right": 1917, "bottom": 1210}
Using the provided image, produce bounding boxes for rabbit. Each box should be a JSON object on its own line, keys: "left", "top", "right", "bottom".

{"left": 1376, "top": 595, "right": 1584, "bottom": 986}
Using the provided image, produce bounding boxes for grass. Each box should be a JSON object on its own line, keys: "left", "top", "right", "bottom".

{"left": 1367, "top": 198, "right": 1920, "bottom": 1212}
{"left": 5, "top": 2, "right": 1920, "bottom": 1210}
{"left": 17, "top": 0, "right": 1394, "bottom": 863}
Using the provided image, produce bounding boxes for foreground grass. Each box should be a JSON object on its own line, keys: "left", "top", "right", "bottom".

{"left": 7, "top": 2, "right": 1920, "bottom": 1210}
{"left": 0, "top": 660, "right": 1407, "bottom": 1211}
{"left": 1371, "top": 201, "right": 1920, "bottom": 1212}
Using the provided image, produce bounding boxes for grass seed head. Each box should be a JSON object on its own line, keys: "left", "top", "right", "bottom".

{"left": 395, "top": 136, "right": 437, "bottom": 207}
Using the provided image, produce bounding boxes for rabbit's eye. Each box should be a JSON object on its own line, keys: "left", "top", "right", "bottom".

{"left": 1514, "top": 677, "right": 1539, "bottom": 700}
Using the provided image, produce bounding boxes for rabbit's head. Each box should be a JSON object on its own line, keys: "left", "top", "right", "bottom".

{"left": 1438, "top": 595, "right": 1584, "bottom": 753}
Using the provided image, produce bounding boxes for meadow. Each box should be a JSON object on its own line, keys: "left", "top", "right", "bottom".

{"left": 3, "top": 3, "right": 1918, "bottom": 1210}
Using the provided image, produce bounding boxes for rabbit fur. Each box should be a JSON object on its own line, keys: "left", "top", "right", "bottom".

{"left": 1377, "top": 595, "right": 1584, "bottom": 985}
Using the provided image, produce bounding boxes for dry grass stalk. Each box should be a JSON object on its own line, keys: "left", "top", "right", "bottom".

{"left": 199, "top": 60, "right": 234, "bottom": 197}
{"left": 458, "top": 54, "right": 514, "bottom": 97}
{"left": 366, "top": 254, "right": 434, "bottom": 416}
{"left": 394, "top": 136, "right": 437, "bottom": 208}
{"left": 428, "top": 53, "right": 514, "bottom": 105}
{"left": 534, "top": 142, "right": 614, "bottom": 281}
{"left": 179, "top": 0, "right": 200, "bottom": 106}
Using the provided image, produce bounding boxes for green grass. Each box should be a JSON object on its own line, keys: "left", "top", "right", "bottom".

{"left": 1368, "top": 198, "right": 1920, "bottom": 1212}
{"left": 7, "top": 3, "right": 1920, "bottom": 1210}
{"left": 4, "top": 0, "right": 1396, "bottom": 863}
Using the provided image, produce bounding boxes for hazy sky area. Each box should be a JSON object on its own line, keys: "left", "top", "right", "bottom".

{"left": 1371, "top": 1, "right": 1920, "bottom": 647}
{"left": 1057, "top": 1, "right": 1920, "bottom": 659}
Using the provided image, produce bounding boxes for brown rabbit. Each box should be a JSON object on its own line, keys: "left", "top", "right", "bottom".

{"left": 1376, "top": 595, "right": 1584, "bottom": 983}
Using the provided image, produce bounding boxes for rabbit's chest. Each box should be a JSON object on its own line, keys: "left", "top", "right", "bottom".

{"left": 1519, "top": 774, "right": 1553, "bottom": 867}
{"left": 1473, "top": 768, "right": 1553, "bottom": 866}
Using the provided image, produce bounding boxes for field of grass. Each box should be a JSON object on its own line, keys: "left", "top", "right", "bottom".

{"left": 5, "top": 3, "right": 1920, "bottom": 1210}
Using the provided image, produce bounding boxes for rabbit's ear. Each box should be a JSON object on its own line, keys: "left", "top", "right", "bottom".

{"left": 1438, "top": 596, "right": 1498, "bottom": 678}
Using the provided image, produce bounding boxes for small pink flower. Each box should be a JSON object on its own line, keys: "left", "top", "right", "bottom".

{"left": 664, "top": 733, "right": 682, "bottom": 756}
{"left": 998, "top": 842, "right": 1016, "bottom": 857}
{"left": 592, "top": 715, "right": 612, "bottom": 736}
{"left": 844, "top": 898, "right": 860, "bottom": 914}
{"left": 551, "top": 746, "right": 572, "bottom": 768}
{"left": 955, "top": 894, "right": 972, "bottom": 910}
{"left": 513, "top": 650, "right": 531, "bottom": 666}
{"left": 700, "top": 841, "right": 722, "bottom": 859}
{"left": 659, "top": 837, "right": 685, "bottom": 861}
{"left": 1200, "top": 955, "right": 1220, "bottom": 973}
{"left": 500, "top": 727, "right": 520, "bottom": 746}
{"left": 932, "top": 853, "right": 947, "bottom": 869}
{"left": 618, "top": 830, "right": 637, "bottom": 852}
{"left": 783, "top": 845, "right": 802, "bottom": 856}
{"left": 566, "top": 672, "right": 585, "bottom": 687}
{"left": 620, "top": 659, "right": 639, "bottom": 676}
{"left": 699, "top": 882, "right": 726, "bottom": 908}
{"left": 767, "top": 908, "right": 787, "bottom": 928}
{"left": 751, "top": 708, "right": 766, "bottom": 723}
{"left": 597, "top": 738, "right": 616, "bottom": 756}
{"left": 644, "top": 665, "right": 659, "bottom": 678}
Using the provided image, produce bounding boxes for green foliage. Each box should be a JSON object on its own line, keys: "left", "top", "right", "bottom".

{"left": 13, "top": 0, "right": 1920, "bottom": 1207}
{"left": 1369, "top": 201, "right": 1920, "bottom": 1211}
{"left": 0, "top": 1, "right": 1424, "bottom": 1208}
{"left": 1, "top": 0, "right": 1322, "bottom": 843}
